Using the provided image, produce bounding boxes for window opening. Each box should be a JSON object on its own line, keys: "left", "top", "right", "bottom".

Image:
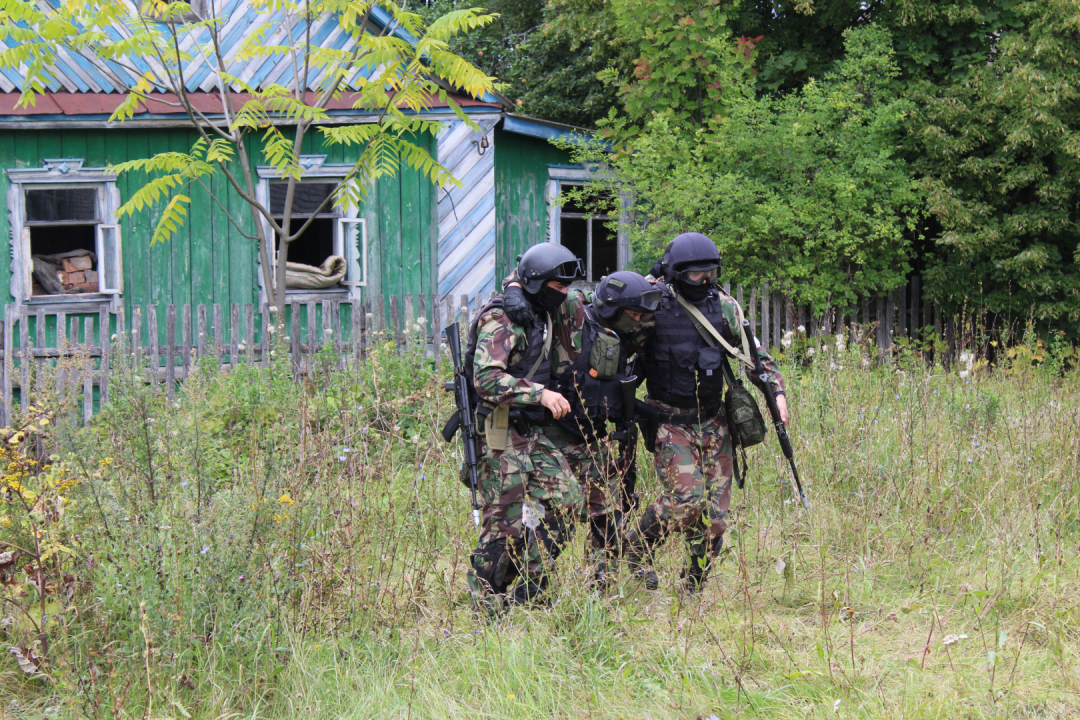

{"left": 25, "top": 187, "right": 103, "bottom": 296}
{"left": 557, "top": 182, "right": 617, "bottom": 282}
{"left": 270, "top": 181, "right": 346, "bottom": 290}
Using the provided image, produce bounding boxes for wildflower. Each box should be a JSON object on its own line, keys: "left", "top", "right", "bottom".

{"left": 933, "top": 390, "right": 938, "bottom": 395}
{"left": 942, "top": 634, "right": 968, "bottom": 646}
{"left": 417, "top": 316, "right": 427, "bottom": 326}
{"left": 200, "top": 546, "right": 210, "bottom": 555}
{"left": 326, "top": 329, "right": 333, "bottom": 336}
{"left": 338, "top": 456, "right": 347, "bottom": 461}
{"left": 181, "top": 481, "right": 188, "bottom": 487}
{"left": 797, "top": 325, "right": 805, "bottom": 334}
{"left": 278, "top": 494, "right": 294, "bottom": 506}
{"left": 267, "top": 325, "right": 275, "bottom": 334}
{"left": 959, "top": 370, "right": 970, "bottom": 379}
{"left": 967, "top": 459, "right": 973, "bottom": 463}
{"left": 344, "top": 448, "right": 352, "bottom": 453}
{"left": 420, "top": 475, "right": 426, "bottom": 480}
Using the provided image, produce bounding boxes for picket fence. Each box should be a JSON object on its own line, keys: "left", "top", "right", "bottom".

{"left": 0, "top": 277, "right": 955, "bottom": 424}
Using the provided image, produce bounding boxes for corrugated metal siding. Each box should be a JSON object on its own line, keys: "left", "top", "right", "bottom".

{"left": 437, "top": 118, "right": 497, "bottom": 299}
{"left": 493, "top": 128, "right": 572, "bottom": 281}
{"left": 0, "top": 0, "right": 384, "bottom": 94}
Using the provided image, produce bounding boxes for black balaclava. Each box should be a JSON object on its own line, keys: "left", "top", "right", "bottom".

{"left": 678, "top": 279, "right": 711, "bottom": 303}
{"left": 535, "top": 284, "right": 568, "bottom": 313}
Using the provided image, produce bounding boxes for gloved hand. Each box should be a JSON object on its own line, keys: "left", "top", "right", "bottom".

{"left": 503, "top": 284, "right": 537, "bottom": 328}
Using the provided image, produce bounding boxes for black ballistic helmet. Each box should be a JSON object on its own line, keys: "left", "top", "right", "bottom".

{"left": 659, "top": 232, "right": 722, "bottom": 284}
{"left": 516, "top": 242, "right": 585, "bottom": 294}
{"left": 593, "top": 271, "right": 663, "bottom": 320}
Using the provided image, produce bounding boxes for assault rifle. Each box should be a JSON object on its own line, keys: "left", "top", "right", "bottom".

{"left": 743, "top": 319, "right": 810, "bottom": 510}
{"left": 439, "top": 322, "right": 482, "bottom": 527}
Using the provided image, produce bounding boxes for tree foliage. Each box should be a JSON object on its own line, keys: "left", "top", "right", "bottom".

{"left": 908, "top": 0, "right": 1080, "bottom": 323}
{"left": 0, "top": 0, "right": 497, "bottom": 313}
{"left": 577, "top": 25, "right": 920, "bottom": 311}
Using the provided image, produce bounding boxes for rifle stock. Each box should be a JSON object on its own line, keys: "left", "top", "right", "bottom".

{"left": 442, "top": 322, "right": 483, "bottom": 527}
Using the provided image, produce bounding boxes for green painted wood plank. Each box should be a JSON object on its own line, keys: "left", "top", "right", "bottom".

{"left": 13, "top": 130, "right": 37, "bottom": 169}
{"left": 84, "top": 129, "right": 106, "bottom": 167}
{"left": 209, "top": 155, "right": 231, "bottom": 312}
{"left": 146, "top": 130, "right": 172, "bottom": 314}
{"left": 188, "top": 134, "right": 214, "bottom": 309}
{"left": 169, "top": 130, "right": 193, "bottom": 325}
{"left": 36, "top": 132, "right": 63, "bottom": 166}
{"left": 230, "top": 136, "right": 256, "bottom": 310}
{"left": 379, "top": 171, "right": 402, "bottom": 302}
{"left": 121, "top": 129, "right": 152, "bottom": 314}
{"left": 60, "top": 130, "right": 87, "bottom": 167}
{"left": 400, "top": 158, "right": 422, "bottom": 296}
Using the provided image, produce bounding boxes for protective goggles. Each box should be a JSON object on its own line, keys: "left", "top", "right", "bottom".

{"left": 605, "top": 288, "right": 664, "bottom": 312}
{"left": 675, "top": 266, "right": 718, "bottom": 285}
{"left": 550, "top": 259, "right": 586, "bottom": 283}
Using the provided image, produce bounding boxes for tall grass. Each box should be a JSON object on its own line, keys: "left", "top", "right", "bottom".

{"left": 1, "top": 333, "right": 1078, "bottom": 719}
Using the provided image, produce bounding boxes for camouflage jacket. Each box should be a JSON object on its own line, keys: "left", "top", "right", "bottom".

{"left": 471, "top": 288, "right": 592, "bottom": 407}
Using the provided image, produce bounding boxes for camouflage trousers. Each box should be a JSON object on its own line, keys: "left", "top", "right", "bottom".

{"left": 643, "top": 399, "right": 734, "bottom": 559}
{"left": 539, "top": 425, "right": 622, "bottom": 523}
{"left": 467, "top": 424, "right": 581, "bottom": 614}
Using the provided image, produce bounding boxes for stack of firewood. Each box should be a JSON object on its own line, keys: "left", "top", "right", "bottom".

{"left": 55, "top": 255, "right": 99, "bottom": 293}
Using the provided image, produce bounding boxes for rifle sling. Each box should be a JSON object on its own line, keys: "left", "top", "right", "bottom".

{"left": 676, "top": 294, "right": 754, "bottom": 370}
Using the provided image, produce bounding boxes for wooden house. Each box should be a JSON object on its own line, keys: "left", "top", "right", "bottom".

{"left": 0, "top": 2, "right": 628, "bottom": 335}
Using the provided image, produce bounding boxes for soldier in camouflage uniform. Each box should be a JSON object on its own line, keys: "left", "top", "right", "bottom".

{"left": 465, "top": 243, "right": 586, "bottom": 614}
{"left": 505, "top": 272, "right": 661, "bottom": 588}
{"left": 626, "top": 233, "right": 788, "bottom": 593}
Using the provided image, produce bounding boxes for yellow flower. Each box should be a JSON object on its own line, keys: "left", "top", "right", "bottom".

{"left": 278, "top": 493, "right": 295, "bottom": 506}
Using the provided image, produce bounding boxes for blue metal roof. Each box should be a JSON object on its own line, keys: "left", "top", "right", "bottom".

{"left": 0, "top": 1, "right": 426, "bottom": 95}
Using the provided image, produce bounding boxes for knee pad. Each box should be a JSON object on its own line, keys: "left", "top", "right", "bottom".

{"left": 471, "top": 540, "right": 513, "bottom": 593}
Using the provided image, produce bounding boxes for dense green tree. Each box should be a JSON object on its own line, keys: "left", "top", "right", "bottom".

{"left": 578, "top": 25, "right": 921, "bottom": 310}
{"left": 908, "top": 0, "right": 1080, "bottom": 325}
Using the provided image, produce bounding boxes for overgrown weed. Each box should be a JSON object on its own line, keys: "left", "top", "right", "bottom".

{"left": 1, "top": 331, "right": 1078, "bottom": 718}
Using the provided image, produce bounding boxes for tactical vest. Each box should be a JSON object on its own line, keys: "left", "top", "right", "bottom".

{"left": 464, "top": 296, "right": 552, "bottom": 423}
{"left": 550, "top": 311, "right": 630, "bottom": 439}
{"left": 642, "top": 289, "right": 729, "bottom": 409}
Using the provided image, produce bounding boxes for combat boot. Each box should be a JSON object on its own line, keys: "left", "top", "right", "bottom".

{"left": 623, "top": 506, "right": 664, "bottom": 590}
{"left": 679, "top": 535, "right": 723, "bottom": 596}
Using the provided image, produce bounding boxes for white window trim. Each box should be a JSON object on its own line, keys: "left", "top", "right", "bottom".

{"left": 255, "top": 160, "right": 366, "bottom": 305}
{"left": 546, "top": 166, "right": 630, "bottom": 280}
{"left": 6, "top": 160, "right": 122, "bottom": 312}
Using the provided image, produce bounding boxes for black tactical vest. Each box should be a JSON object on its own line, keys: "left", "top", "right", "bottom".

{"left": 550, "top": 312, "right": 630, "bottom": 439}
{"left": 464, "top": 296, "right": 552, "bottom": 422}
{"left": 642, "top": 289, "right": 729, "bottom": 409}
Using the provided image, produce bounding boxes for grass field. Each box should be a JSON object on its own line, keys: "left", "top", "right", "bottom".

{"left": 1, "top": 334, "right": 1078, "bottom": 719}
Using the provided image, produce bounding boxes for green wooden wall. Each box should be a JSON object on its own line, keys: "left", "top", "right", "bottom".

{"left": 493, "top": 128, "right": 572, "bottom": 281}
{"left": 0, "top": 128, "right": 438, "bottom": 318}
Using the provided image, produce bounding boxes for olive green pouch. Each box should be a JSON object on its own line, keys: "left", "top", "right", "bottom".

{"left": 484, "top": 404, "right": 511, "bottom": 451}
{"left": 721, "top": 357, "right": 766, "bottom": 447}
{"left": 589, "top": 328, "right": 622, "bottom": 381}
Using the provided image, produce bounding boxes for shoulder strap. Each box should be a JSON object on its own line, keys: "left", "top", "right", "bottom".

{"left": 676, "top": 294, "right": 755, "bottom": 369}
{"left": 524, "top": 314, "right": 554, "bottom": 381}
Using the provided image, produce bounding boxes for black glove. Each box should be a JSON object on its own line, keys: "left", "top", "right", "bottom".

{"left": 503, "top": 285, "right": 537, "bottom": 328}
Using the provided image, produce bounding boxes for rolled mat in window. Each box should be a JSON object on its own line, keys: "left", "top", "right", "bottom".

{"left": 285, "top": 255, "right": 347, "bottom": 289}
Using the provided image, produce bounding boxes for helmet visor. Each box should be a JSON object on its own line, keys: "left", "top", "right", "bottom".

{"left": 609, "top": 288, "right": 663, "bottom": 312}
{"left": 675, "top": 266, "right": 718, "bottom": 285}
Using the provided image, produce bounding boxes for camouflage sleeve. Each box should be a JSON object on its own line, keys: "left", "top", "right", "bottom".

{"left": 501, "top": 269, "right": 519, "bottom": 289}
{"left": 472, "top": 309, "right": 546, "bottom": 406}
{"left": 719, "top": 294, "right": 785, "bottom": 396}
{"left": 552, "top": 287, "right": 591, "bottom": 361}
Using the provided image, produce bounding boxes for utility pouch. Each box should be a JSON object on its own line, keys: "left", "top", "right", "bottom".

{"left": 721, "top": 356, "right": 765, "bottom": 448}
{"left": 482, "top": 403, "right": 511, "bottom": 451}
{"left": 589, "top": 328, "right": 622, "bottom": 381}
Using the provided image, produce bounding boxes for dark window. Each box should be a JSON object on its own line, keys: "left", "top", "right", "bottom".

{"left": 283, "top": 218, "right": 335, "bottom": 268}
{"left": 557, "top": 182, "right": 616, "bottom": 283}
{"left": 25, "top": 188, "right": 97, "bottom": 223}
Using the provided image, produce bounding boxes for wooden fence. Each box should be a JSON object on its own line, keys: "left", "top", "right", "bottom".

{"left": 0, "top": 277, "right": 958, "bottom": 425}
